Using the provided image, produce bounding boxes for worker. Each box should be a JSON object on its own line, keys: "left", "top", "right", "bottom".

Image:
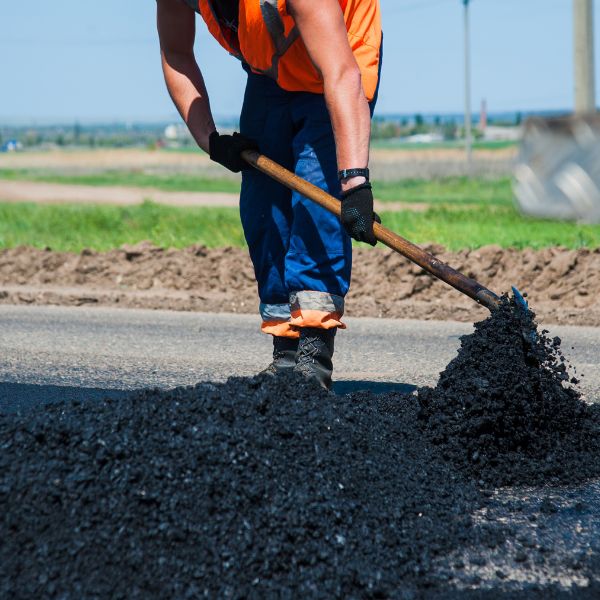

{"left": 157, "top": 0, "right": 382, "bottom": 389}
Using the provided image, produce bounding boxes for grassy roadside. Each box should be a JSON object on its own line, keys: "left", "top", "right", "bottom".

{"left": 371, "top": 139, "right": 517, "bottom": 151}
{"left": 2, "top": 200, "right": 599, "bottom": 252}
{"left": 0, "top": 202, "right": 246, "bottom": 250}
{"left": 158, "top": 139, "right": 517, "bottom": 151}
{"left": 0, "top": 168, "right": 240, "bottom": 194}
{"left": 0, "top": 169, "right": 512, "bottom": 206}
{"left": 382, "top": 208, "right": 600, "bottom": 250}
{"left": 375, "top": 177, "right": 513, "bottom": 206}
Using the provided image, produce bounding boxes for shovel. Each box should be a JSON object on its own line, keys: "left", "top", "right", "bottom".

{"left": 241, "top": 150, "right": 529, "bottom": 314}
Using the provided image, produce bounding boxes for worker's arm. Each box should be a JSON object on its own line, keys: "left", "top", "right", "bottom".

{"left": 157, "top": 0, "right": 257, "bottom": 171}
{"left": 157, "top": 0, "right": 216, "bottom": 152}
{"left": 287, "top": 0, "right": 371, "bottom": 193}
{"left": 287, "top": 0, "right": 379, "bottom": 245}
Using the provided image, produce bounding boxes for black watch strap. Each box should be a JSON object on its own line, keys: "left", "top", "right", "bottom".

{"left": 338, "top": 168, "right": 370, "bottom": 182}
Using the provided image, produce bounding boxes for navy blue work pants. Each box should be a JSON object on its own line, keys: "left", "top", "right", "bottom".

{"left": 239, "top": 65, "right": 379, "bottom": 337}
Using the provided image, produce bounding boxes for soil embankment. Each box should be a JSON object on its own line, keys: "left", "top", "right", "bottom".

{"left": 1, "top": 242, "right": 599, "bottom": 325}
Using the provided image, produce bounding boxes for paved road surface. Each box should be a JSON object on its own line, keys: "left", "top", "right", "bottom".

{"left": 1, "top": 304, "right": 598, "bottom": 412}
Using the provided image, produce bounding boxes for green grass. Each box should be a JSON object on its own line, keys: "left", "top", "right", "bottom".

{"left": 371, "top": 139, "right": 517, "bottom": 151}
{"left": 375, "top": 177, "right": 513, "bottom": 206}
{"left": 1, "top": 168, "right": 511, "bottom": 207}
{"left": 380, "top": 206, "right": 600, "bottom": 250}
{"left": 0, "top": 168, "right": 240, "bottom": 194}
{"left": 1, "top": 200, "right": 599, "bottom": 252}
{"left": 159, "top": 146, "right": 206, "bottom": 154}
{"left": 0, "top": 201, "right": 245, "bottom": 251}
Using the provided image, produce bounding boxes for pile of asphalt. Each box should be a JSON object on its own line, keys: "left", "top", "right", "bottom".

{"left": 2, "top": 299, "right": 600, "bottom": 597}
{"left": 1, "top": 374, "right": 496, "bottom": 598}
{"left": 419, "top": 298, "right": 600, "bottom": 486}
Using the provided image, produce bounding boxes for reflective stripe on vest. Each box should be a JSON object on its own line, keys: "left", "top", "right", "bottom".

{"left": 256, "top": 0, "right": 300, "bottom": 79}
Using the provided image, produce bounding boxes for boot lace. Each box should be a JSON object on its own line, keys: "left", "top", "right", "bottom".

{"left": 295, "top": 334, "right": 323, "bottom": 373}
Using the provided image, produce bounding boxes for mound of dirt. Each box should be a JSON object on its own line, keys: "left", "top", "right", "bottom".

{"left": 1, "top": 243, "right": 600, "bottom": 325}
{"left": 418, "top": 298, "right": 600, "bottom": 486}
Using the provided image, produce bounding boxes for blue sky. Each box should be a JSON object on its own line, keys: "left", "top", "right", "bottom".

{"left": 0, "top": 0, "right": 598, "bottom": 122}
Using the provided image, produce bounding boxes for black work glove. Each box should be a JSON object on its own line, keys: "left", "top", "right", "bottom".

{"left": 340, "top": 183, "right": 381, "bottom": 246}
{"left": 208, "top": 131, "right": 258, "bottom": 173}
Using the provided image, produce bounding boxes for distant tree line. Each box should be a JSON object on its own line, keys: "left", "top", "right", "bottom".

{"left": 2, "top": 112, "right": 525, "bottom": 150}
{"left": 370, "top": 111, "right": 523, "bottom": 142}
{"left": 1, "top": 122, "right": 173, "bottom": 150}
{"left": 371, "top": 114, "right": 462, "bottom": 141}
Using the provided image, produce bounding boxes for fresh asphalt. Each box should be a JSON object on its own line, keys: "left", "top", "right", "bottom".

{"left": 1, "top": 304, "right": 599, "bottom": 412}
{"left": 3, "top": 304, "right": 600, "bottom": 591}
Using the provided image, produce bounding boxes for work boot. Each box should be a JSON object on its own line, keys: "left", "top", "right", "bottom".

{"left": 262, "top": 336, "right": 299, "bottom": 375}
{"left": 294, "top": 327, "right": 336, "bottom": 390}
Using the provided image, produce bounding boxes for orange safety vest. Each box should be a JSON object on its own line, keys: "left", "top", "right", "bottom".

{"left": 193, "top": 0, "right": 381, "bottom": 101}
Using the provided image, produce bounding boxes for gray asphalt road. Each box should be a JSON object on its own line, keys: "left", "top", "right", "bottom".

{"left": 1, "top": 304, "right": 599, "bottom": 411}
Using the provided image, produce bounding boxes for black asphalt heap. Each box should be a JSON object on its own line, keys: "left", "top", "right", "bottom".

{"left": 1, "top": 374, "right": 494, "bottom": 598}
{"left": 1, "top": 299, "right": 600, "bottom": 598}
{"left": 418, "top": 298, "right": 600, "bottom": 486}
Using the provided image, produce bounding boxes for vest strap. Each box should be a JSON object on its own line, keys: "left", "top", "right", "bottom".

{"left": 258, "top": 0, "right": 300, "bottom": 78}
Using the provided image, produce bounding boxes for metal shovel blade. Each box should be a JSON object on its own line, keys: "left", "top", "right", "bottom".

{"left": 512, "top": 286, "right": 529, "bottom": 313}
{"left": 512, "top": 286, "right": 537, "bottom": 345}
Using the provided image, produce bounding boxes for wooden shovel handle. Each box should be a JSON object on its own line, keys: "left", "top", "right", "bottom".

{"left": 241, "top": 149, "right": 500, "bottom": 311}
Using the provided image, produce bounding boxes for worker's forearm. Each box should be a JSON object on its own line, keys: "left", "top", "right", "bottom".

{"left": 161, "top": 50, "right": 216, "bottom": 152}
{"left": 323, "top": 69, "right": 372, "bottom": 192}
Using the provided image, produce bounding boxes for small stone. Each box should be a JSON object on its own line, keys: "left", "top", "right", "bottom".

{"left": 515, "top": 551, "right": 528, "bottom": 563}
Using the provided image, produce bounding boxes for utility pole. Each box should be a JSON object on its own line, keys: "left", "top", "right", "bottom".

{"left": 463, "top": 0, "right": 473, "bottom": 172}
{"left": 573, "top": 0, "right": 596, "bottom": 113}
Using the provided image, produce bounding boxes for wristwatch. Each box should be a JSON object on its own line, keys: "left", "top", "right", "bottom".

{"left": 338, "top": 168, "right": 370, "bottom": 182}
